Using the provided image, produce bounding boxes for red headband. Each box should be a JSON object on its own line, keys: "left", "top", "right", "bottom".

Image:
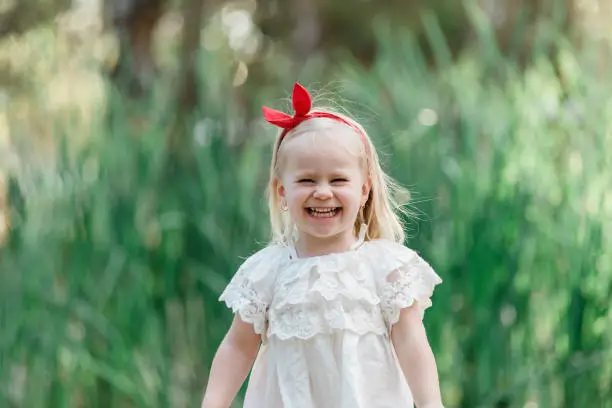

{"left": 262, "top": 82, "right": 369, "bottom": 152}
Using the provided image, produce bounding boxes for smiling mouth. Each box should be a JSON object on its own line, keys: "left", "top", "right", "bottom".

{"left": 307, "top": 207, "right": 341, "bottom": 218}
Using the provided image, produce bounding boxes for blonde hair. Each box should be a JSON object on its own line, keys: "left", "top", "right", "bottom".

{"left": 266, "top": 108, "right": 409, "bottom": 245}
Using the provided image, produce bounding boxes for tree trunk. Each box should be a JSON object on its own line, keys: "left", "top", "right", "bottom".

{"left": 177, "top": 0, "right": 206, "bottom": 113}
{"left": 166, "top": 0, "right": 206, "bottom": 160}
{"left": 107, "top": 0, "right": 165, "bottom": 98}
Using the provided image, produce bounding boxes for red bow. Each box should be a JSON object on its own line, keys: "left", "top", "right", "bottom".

{"left": 262, "top": 82, "right": 370, "bottom": 154}
{"left": 262, "top": 82, "right": 312, "bottom": 132}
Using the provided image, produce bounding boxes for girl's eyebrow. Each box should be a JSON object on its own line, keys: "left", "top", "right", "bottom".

{"left": 292, "top": 172, "right": 315, "bottom": 180}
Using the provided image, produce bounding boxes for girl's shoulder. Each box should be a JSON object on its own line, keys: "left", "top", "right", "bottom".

{"left": 360, "top": 238, "right": 443, "bottom": 319}
{"left": 360, "top": 238, "right": 431, "bottom": 271}
{"left": 225, "top": 242, "right": 295, "bottom": 286}
{"left": 238, "top": 242, "right": 289, "bottom": 265}
{"left": 218, "top": 243, "right": 290, "bottom": 333}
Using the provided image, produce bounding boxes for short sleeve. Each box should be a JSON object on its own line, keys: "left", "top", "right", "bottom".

{"left": 365, "top": 240, "right": 442, "bottom": 328}
{"left": 218, "top": 245, "right": 283, "bottom": 334}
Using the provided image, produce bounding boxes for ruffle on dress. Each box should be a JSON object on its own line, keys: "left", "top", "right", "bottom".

{"left": 219, "top": 239, "right": 442, "bottom": 339}
{"left": 364, "top": 239, "right": 443, "bottom": 326}
{"left": 218, "top": 245, "right": 286, "bottom": 335}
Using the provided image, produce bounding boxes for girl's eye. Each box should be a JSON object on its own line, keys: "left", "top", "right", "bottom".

{"left": 332, "top": 178, "right": 348, "bottom": 183}
{"left": 298, "top": 179, "right": 315, "bottom": 183}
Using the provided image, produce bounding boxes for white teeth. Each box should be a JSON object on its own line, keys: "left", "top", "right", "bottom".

{"left": 307, "top": 208, "right": 339, "bottom": 217}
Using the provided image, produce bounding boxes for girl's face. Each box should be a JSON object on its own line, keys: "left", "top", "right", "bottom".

{"left": 276, "top": 128, "right": 370, "bottom": 251}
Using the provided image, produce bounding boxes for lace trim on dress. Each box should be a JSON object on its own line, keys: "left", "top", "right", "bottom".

{"left": 268, "top": 258, "right": 387, "bottom": 340}
{"left": 381, "top": 256, "right": 442, "bottom": 327}
{"left": 220, "top": 279, "right": 269, "bottom": 334}
{"left": 218, "top": 245, "right": 284, "bottom": 335}
{"left": 219, "top": 237, "right": 442, "bottom": 340}
{"left": 372, "top": 242, "right": 443, "bottom": 327}
{"left": 269, "top": 300, "right": 387, "bottom": 340}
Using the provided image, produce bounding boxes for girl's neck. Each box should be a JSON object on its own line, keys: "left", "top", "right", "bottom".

{"left": 293, "top": 231, "right": 360, "bottom": 259}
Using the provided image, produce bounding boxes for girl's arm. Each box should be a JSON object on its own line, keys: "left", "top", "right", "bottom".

{"left": 391, "top": 303, "right": 444, "bottom": 408}
{"left": 201, "top": 314, "right": 262, "bottom": 408}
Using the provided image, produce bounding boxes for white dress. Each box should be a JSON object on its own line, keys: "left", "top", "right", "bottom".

{"left": 219, "top": 238, "right": 442, "bottom": 408}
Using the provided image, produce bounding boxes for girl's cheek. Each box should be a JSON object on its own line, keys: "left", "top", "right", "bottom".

{"left": 296, "top": 185, "right": 312, "bottom": 195}
{"left": 337, "top": 185, "right": 357, "bottom": 196}
{"left": 287, "top": 186, "right": 308, "bottom": 200}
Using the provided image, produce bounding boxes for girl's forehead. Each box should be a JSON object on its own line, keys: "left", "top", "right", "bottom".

{"left": 280, "top": 131, "right": 363, "bottom": 171}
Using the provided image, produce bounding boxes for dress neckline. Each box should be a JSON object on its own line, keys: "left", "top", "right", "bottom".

{"left": 286, "top": 223, "right": 367, "bottom": 261}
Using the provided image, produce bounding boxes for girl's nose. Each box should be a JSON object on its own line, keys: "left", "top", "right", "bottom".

{"left": 313, "top": 184, "right": 333, "bottom": 199}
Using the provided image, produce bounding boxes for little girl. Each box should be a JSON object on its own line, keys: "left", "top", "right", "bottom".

{"left": 201, "top": 83, "right": 444, "bottom": 408}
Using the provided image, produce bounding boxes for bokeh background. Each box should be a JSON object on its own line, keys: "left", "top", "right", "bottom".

{"left": 1, "top": 0, "right": 611, "bottom": 407}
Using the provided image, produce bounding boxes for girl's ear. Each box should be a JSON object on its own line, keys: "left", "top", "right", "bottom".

{"left": 361, "top": 178, "right": 371, "bottom": 206}
{"left": 275, "top": 178, "right": 285, "bottom": 198}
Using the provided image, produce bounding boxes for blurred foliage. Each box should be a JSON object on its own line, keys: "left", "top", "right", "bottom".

{"left": 0, "top": 0, "right": 71, "bottom": 37}
{"left": 1, "top": 1, "right": 612, "bottom": 408}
